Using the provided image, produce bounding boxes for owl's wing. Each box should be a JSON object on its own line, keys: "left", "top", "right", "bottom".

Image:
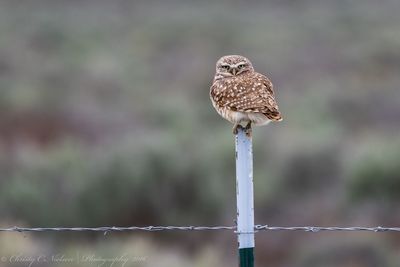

{"left": 211, "top": 74, "right": 282, "bottom": 121}
{"left": 247, "top": 74, "right": 282, "bottom": 121}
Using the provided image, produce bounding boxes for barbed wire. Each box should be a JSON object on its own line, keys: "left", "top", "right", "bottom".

{"left": 0, "top": 225, "right": 399, "bottom": 235}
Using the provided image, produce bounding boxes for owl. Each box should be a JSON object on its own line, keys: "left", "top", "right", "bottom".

{"left": 210, "top": 55, "right": 282, "bottom": 136}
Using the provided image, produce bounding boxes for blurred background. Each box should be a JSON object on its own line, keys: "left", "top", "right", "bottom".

{"left": 0, "top": 0, "right": 399, "bottom": 266}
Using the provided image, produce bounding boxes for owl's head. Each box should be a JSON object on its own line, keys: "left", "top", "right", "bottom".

{"left": 215, "top": 55, "right": 254, "bottom": 78}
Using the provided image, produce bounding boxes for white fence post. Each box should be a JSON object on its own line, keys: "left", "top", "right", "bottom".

{"left": 235, "top": 127, "right": 255, "bottom": 267}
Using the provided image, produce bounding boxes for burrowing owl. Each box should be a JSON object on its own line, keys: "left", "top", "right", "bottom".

{"left": 210, "top": 55, "right": 282, "bottom": 136}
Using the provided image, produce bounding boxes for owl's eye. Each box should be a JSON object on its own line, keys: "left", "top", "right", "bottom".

{"left": 221, "top": 65, "right": 230, "bottom": 70}
{"left": 237, "top": 64, "right": 246, "bottom": 69}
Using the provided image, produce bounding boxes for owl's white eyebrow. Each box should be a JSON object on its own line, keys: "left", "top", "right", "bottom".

{"left": 233, "top": 62, "right": 247, "bottom": 67}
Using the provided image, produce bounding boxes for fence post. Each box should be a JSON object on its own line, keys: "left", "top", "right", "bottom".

{"left": 235, "top": 127, "right": 255, "bottom": 267}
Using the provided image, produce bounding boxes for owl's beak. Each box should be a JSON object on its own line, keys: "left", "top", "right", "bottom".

{"left": 230, "top": 68, "right": 237, "bottom": 75}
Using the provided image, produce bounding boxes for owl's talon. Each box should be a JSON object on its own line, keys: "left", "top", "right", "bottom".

{"left": 232, "top": 124, "right": 242, "bottom": 135}
{"left": 245, "top": 129, "right": 252, "bottom": 137}
{"left": 244, "top": 122, "right": 252, "bottom": 137}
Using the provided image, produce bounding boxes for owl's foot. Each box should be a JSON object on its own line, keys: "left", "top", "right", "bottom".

{"left": 244, "top": 122, "right": 252, "bottom": 137}
{"left": 232, "top": 123, "right": 252, "bottom": 137}
{"left": 232, "top": 123, "right": 242, "bottom": 135}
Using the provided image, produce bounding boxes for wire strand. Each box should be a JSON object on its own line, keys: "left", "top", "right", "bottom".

{"left": 0, "top": 225, "right": 399, "bottom": 235}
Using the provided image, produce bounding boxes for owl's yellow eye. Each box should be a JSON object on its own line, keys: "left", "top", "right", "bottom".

{"left": 221, "top": 65, "right": 230, "bottom": 70}
{"left": 237, "top": 64, "right": 246, "bottom": 69}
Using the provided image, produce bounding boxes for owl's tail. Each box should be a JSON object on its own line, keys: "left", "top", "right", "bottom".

{"left": 264, "top": 111, "right": 283, "bottom": 121}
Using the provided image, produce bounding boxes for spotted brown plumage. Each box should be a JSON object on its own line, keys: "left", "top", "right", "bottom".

{"left": 210, "top": 55, "right": 282, "bottom": 135}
